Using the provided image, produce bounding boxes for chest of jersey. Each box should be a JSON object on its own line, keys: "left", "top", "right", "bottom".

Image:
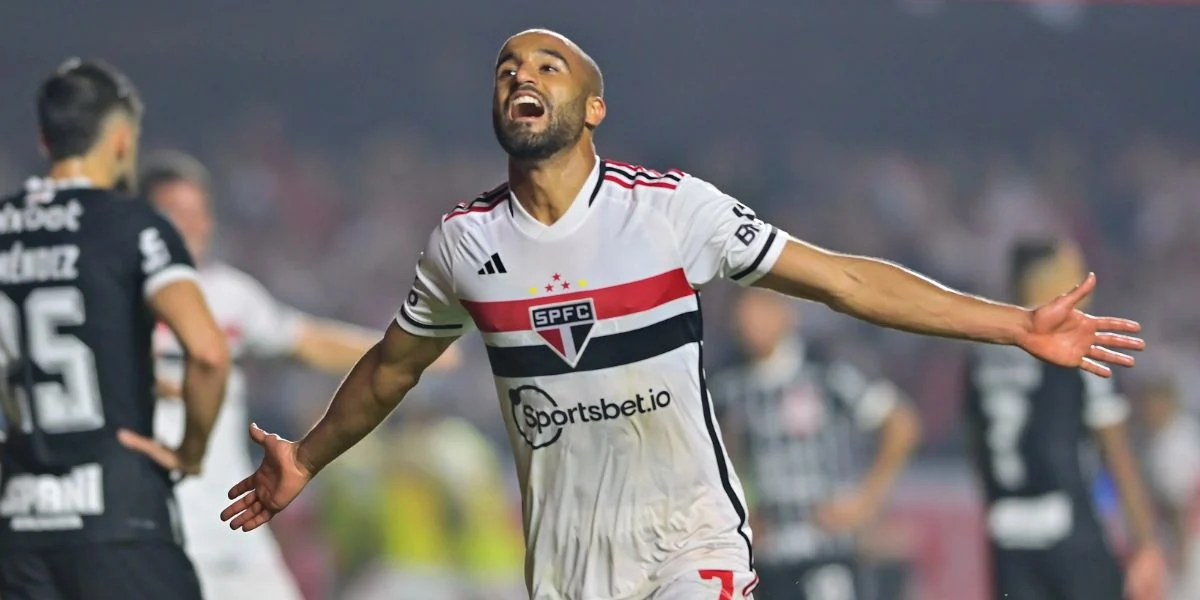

{"left": 454, "top": 200, "right": 697, "bottom": 375}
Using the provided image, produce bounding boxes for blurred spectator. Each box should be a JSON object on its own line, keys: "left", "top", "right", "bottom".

{"left": 1137, "top": 378, "right": 1200, "bottom": 600}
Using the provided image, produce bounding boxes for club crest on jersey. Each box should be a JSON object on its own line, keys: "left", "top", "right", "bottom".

{"left": 529, "top": 298, "right": 596, "bottom": 367}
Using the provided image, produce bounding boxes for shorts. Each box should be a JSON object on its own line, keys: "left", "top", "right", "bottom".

{"left": 650, "top": 569, "right": 759, "bottom": 600}
{"left": 754, "top": 557, "right": 862, "bottom": 600}
{"left": 193, "top": 553, "right": 303, "bottom": 600}
{"left": 990, "top": 541, "right": 1124, "bottom": 600}
{"left": 0, "top": 540, "right": 202, "bottom": 600}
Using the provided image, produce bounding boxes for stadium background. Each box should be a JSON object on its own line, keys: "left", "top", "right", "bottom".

{"left": 3, "top": 2, "right": 1200, "bottom": 599}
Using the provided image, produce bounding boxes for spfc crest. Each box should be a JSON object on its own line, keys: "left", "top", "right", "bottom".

{"left": 529, "top": 298, "right": 596, "bottom": 367}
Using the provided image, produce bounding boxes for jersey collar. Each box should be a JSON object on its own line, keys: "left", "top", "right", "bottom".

{"left": 507, "top": 157, "right": 602, "bottom": 242}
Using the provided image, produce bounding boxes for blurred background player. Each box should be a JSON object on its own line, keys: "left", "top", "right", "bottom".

{"left": 1137, "top": 377, "right": 1200, "bottom": 600}
{"left": 0, "top": 60, "right": 230, "bottom": 599}
{"left": 126, "top": 150, "right": 461, "bottom": 600}
{"left": 962, "top": 239, "right": 1166, "bottom": 600}
{"left": 712, "top": 288, "right": 921, "bottom": 600}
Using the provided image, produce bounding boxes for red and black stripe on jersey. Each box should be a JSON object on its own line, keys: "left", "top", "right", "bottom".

{"left": 461, "top": 268, "right": 700, "bottom": 378}
{"left": 602, "top": 160, "right": 683, "bottom": 192}
{"left": 443, "top": 182, "right": 510, "bottom": 222}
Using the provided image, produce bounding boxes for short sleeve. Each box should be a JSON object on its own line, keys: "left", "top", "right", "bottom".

{"left": 1082, "top": 372, "right": 1130, "bottom": 429}
{"left": 826, "top": 360, "right": 899, "bottom": 430}
{"left": 395, "top": 223, "right": 472, "bottom": 338}
{"left": 664, "top": 175, "right": 790, "bottom": 288}
{"left": 133, "top": 209, "right": 198, "bottom": 299}
{"left": 236, "top": 276, "right": 305, "bottom": 358}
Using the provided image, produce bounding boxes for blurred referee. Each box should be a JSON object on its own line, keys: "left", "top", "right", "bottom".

{"left": 711, "top": 288, "right": 921, "bottom": 600}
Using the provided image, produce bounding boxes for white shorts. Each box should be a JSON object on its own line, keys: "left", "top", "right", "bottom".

{"left": 193, "top": 555, "right": 304, "bottom": 600}
{"left": 650, "top": 569, "right": 758, "bottom": 600}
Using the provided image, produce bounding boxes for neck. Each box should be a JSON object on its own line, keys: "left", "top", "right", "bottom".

{"left": 507, "top": 143, "right": 596, "bottom": 226}
{"left": 47, "top": 156, "right": 116, "bottom": 188}
{"left": 752, "top": 336, "right": 798, "bottom": 365}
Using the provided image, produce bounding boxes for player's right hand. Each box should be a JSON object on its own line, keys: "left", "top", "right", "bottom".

{"left": 220, "top": 423, "right": 312, "bottom": 532}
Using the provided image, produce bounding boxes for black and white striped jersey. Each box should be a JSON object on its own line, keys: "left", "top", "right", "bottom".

{"left": 711, "top": 338, "right": 899, "bottom": 564}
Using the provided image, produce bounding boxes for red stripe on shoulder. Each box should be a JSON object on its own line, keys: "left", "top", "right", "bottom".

{"left": 603, "top": 160, "right": 684, "bottom": 191}
{"left": 443, "top": 183, "right": 510, "bottom": 222}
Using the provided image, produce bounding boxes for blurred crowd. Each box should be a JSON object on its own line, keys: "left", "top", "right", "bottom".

{"left": 2, "top": 120, "right": 1198, "bottom": 599}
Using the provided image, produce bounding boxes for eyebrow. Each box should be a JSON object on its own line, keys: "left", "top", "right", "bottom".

{"left": 496, "top": 48, "right": 571, "bottom": 69}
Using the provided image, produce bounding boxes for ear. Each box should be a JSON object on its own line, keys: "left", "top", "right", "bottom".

{"left": 585, "top": 96, "right": 606, "bottom": 129}
{"left": 37, "top": 132, "right": 49, "bottom": 158}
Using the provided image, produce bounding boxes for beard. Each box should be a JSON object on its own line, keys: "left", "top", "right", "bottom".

{"left": 493, "top": 95, "right": 586, "bottom": 161}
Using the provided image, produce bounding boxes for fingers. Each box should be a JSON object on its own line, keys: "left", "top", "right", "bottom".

{"left": 249, "top": 422, "right": 268, "bottom": 445}
{"left": 1094, "top": 331, "right": 1145, "bottom": 351}
{"left": 1095, "top": 316, "right": 1142, "bottom": 334}
{"left": 227, "top": 474, "right": 255, "bottom": 500}
{"left": 1088, "top": 345, "right": 1136, "bottom": 368}
{"left": 116, "top": 429, "right": 177, "bottom": 471}
{"left": 1079, "top": 358, "right": 1113, "bottom": 379}
{"left": 239, "top": 509, "right": 274, "bottom": 532}
{"left": 220, "top": 490, "right": 257, "bottom": 522}
{"left": 1063, "top": 272, "right": 1097, "bottom": 307}
{"left": 230, "top": 497, "right": 269, "bottom": 531}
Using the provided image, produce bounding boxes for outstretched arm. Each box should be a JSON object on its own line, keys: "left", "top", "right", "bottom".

{"left": 294, "top": 321, "right": 456, "bottom": 477}
{"left": 292, "top": 318, "right": 462, "bottom": 375}
{"left": 755, "top": 239, "right": 1143, "bottom": 377}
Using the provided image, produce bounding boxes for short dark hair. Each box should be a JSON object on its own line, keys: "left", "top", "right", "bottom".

{"left": 37, "top": 58, "right": 143, "bottom": 161}
{"left": 1009, "top": 239, "right": 1060, "bottom": 298}
{"left": 138, "top": 150, "right": 212, "bottom": 199}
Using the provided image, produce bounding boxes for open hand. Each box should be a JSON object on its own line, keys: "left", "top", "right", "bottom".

{"left": 1017, "top": 273, "right": 1145, "bottom": 377}
{"left": 220, "top": 423, "right": 312, "bottom": 532}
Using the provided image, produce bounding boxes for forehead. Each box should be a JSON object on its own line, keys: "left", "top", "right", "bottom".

{"left": 151, "top": 179, "right": 208, "bottom": 206}
{"left": 497, "top": 32, "right": 577, "bottom": 65}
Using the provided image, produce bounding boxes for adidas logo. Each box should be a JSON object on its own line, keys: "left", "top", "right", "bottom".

{"left": 477, "top": 253, "right": 508, "bottom": 275}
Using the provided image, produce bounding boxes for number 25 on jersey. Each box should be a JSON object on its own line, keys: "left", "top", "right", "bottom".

{"left": 0, "top": 288, "right": 104, "bottom": 435}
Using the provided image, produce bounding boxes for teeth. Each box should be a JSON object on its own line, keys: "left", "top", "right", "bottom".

{"left": 514, "top": 96, "right": 542, "bottom": 107}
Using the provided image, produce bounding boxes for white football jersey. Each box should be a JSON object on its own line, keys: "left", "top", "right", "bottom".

{"left": 397, "top": 158, "right": 789, "bottom": 600}
{"left": 152, "top": 262, "right": 302, "bottom": 565}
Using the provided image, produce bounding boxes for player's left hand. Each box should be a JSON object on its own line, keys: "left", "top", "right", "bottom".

{"left": 1126, "top": 543, "right": 1168, "bottom": 600}
{"left": 1016, "top": 273, "right": 1145, "bottom": 378}
{"left": 814, "top": 490, "right": 879, "bottom": 533}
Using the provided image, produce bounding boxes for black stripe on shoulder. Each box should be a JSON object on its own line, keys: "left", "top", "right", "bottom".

{"left": 449, "top": 183, "right": 509, "bottom": 212}
{"left": 605, "top": 162, "right": 683, "bottom": 183}
{"left": 399, "top": 305, "right": 463, "bottom": 331}
{"left": 730, "top": 227, "right": 779, "bottom": 281}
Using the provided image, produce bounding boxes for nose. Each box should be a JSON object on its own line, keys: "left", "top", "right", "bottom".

{"left": 514, "top": 63, "right": 540, "bottom": 87}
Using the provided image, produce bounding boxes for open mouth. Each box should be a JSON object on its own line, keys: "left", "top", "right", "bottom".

{"left": 509, "top": 93, "right": 546, "bottom": 121}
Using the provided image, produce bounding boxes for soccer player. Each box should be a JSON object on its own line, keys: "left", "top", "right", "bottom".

{"left": 0, "top": 59, "right": 230, "bottom": 599}
{"left": 120, "top": 150, "right": 460, "bottom": 600}
{"left": 1138, "top": 378, "right": 1200, "bottom": 600}
{"left": 963, "top": 239, "right": 1166, "bottom": 600}
{"left": 221, "top": 29, "right": 1145, "bottom": 600}
{"left": 712, "top": 288, "right": 921, "bottom": 600}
